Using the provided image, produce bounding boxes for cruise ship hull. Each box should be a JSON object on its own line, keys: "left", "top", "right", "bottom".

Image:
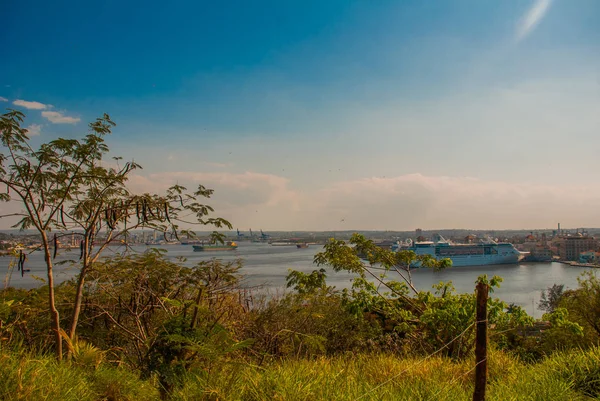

{"left": 399, "top": 242, "right": 521, "bottom": 267}
{"left": 426, "top": 254, "right": 519, "bottom": 267}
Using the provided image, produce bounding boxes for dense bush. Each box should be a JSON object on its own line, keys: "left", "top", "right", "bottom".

{"left": 248, "top": 289, "right": 379, "bottom": 359}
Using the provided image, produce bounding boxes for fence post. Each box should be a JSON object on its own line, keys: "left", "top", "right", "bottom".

{"left": 473, "top": 281, "right": 489, "bottom": 401}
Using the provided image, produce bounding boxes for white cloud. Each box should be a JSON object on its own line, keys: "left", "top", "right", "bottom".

{"left": 308, "top": 174, "right": 599, "bottom": 230}
{"left": 126, "top": 171, "right": 301, "bottom": 229}
{"left": 0, "top": 96, "right": 7, "bottom": 102}
{"left": 41, "top": 111, "right": 80, "bottom": 124}
{"left": 12, "top": 99, "right": 49, "bottom": 110}
{"left": 116, "top": 170, "right": 600, "bottom": 231}
{"left": 516, "top": 0, "right": 552, "bottom": 42}
{"left": 3, "top": 165, "right": 600, "bottom": 230}
{"left": 130, "top": 170, "right": 299, "bottom": 207}
{"left": 25, "top": 124, "right": 42, "bottom": 136}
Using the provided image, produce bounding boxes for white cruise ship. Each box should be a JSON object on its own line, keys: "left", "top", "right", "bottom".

{"left": 395, "top": 238, "right": 521, "bottom": 267}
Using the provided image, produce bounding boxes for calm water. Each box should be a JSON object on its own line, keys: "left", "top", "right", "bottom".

{"left": 2, "top": 242, "right": 596, "bottom": 318}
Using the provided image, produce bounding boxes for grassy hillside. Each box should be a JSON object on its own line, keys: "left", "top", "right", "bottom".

{"left": 2, "top": 245, "right": 600, "bottom": 400}
{"left": 2, "top": 347, "right": 600, "bottom": 400}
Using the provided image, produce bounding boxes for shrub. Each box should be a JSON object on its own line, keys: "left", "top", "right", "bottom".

{"left": 248, "top": 289, "right": 378, "bottom": 359}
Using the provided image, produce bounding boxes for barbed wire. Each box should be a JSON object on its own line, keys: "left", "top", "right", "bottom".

{"left": 353, "top": 319, "right": 484, "bottom": 401}
{"left": 424, "top": 357, "right": 487, "bottom": 401}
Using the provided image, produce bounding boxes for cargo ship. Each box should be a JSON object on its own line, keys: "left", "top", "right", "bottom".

{"left": 395, "top": 238, "right": 520, "bottom": 267}
{"left": 192, "top": 241, "right": 238, "bottom": 252}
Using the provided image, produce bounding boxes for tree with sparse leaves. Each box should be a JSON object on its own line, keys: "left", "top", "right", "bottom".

{"left": 286, "top": 268, "right": 329, "bottom": 295}
{"left": 314, "top": 233, "right": 452, "bottom": 296}
{"left": 310, "top": 235, "right": 535, "bottom": 357}
{"left": 0, "top": 110, "right": 232, "bottom": 360}
{"left": 538, "top": 284, "right": 565, "bottom": 313}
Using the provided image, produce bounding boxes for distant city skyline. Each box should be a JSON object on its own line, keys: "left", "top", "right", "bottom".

{"left": 2, "top": 0, "right": 600, "bottom": 230}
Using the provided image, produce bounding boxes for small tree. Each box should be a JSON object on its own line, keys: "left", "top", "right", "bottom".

{"left": 285, "top": 268, "right": 329, "bottom": 295}
{"left": 0, "top": 110, "right": 232, "bottom": 359}
{"left": 560, "top": 272, "right": 600, "bottom": 337}
{"left": 538, "top": 283, "right": 565, "bottom": 313}
{"left": 314, "top": 233, "right": 451, "bottom": 295}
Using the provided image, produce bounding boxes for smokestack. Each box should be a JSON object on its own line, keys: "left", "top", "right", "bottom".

{"left": 558, "top": 223, "right": 561, "bottom": 235}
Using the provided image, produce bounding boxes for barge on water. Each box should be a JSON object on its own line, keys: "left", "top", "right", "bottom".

{"left": 192, "top": 241, "right": 238, "bottom": 252}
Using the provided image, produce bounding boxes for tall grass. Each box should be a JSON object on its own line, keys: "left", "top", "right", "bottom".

{"left": 0, "top": 349, "right": 160, "bottom": 401}
{"left": 2, "top": 347, "right": 597, "bottom": 400}
{"left": 541, "top": 346, "right": 600, "bottom": 397}
{"left": 171, "top": 350, "right": 587, "bottom": 401}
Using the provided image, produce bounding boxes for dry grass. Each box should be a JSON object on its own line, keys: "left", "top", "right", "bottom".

{"left": 171, "top": 350, "right": 589, "bottom": 401}
{"left": 0, "top": 349, "right": 160, "bottom": 401}
{"left": 1, "top": 347, "right": 597, "bottom": 400}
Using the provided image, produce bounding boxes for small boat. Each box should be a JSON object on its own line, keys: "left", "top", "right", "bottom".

{"left": 180, "top": 240, "right": 202, "bottom": 245}
{"left": 193, "top": 241, "right": 238, "bottom": 252}
{"left": 296, "top": 243, "right": 309, "bottom": 249}
{"left": 269, "top": 240, "right": 299, "bottom": 246}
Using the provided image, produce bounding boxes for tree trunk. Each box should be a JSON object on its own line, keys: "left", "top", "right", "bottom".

{"left": 473, "top": 282, "right": 489, "bottom": 401}
{"left": 68, "top": 263, "right": 88, "bottom": 341}
{"left": 68, "top": 235, "right": 90, "bottom": 354}
{"left": 42, "top": 233, "right": 62, "bottom": 361}
{"left": 190, "top": 287, "right": 204, "bottom": 329}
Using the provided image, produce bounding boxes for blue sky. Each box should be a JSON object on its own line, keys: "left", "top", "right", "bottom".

{"left": 2, "top": 0, "right": 600, "bottom": 230}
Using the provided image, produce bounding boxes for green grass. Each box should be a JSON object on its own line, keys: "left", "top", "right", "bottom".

{"left": 541, "top": 346, "right": 600, "bottom": 398}
{"left": 171, "top": 351, "right": 590, "bottom": 401}
{"left": 2, "top": 348, "right": 598, "bottom": 401}
{"left": 0, "top": 350, "right": 160, "bottom": 401}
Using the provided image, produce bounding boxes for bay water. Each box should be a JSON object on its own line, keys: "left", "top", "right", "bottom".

{"left": 2, "top": 242, "right": 596, "bottom": 319}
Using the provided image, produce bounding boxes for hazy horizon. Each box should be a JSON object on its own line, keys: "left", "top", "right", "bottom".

{"left": 0, "top": 226, "right": 590, "bottom": 236}
{"left": 2, "top": 0, "right": 600, "bottom": 231}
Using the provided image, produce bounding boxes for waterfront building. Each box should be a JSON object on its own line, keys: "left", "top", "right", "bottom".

{"left": 557, "top": 235, "right": 599, "bottom": 261}
{"left": 531, "top": 246, "right": 553, "bottom": 261}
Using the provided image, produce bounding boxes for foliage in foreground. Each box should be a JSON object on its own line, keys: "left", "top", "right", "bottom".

{"left": 2, "top": 347, "right": 600, "bottom": 401}
{"left": 0, "top": 110, "right": 232, "bottom": 359}
{"left": 1, "top": 235, "right": 599, "bottom": 398}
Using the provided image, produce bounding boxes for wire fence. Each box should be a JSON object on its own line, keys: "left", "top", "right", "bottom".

{"left": 353, "top": 319, "right": 485, "bottom": 401}
{"left": 424, "top": 357, "right": 487, "bottom": 401}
